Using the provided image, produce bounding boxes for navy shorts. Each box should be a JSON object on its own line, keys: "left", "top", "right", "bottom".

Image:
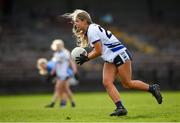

{"left": 113, "top": 49, "right": 132, "bottom": 67}
{"left": 105, "top": 49, "right": 132, "bottom": 67}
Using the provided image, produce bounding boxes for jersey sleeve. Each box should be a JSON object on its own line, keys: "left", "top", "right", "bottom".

{"left": 88, "top": 25, "right": 101, "bottom": 44}
{"left": 47, "top": 61, "right": 55, "bottom": 73}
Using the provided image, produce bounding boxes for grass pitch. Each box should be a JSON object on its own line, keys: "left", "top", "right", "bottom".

{"left": 0, "top": 91, "right": 180, "bottom": 122}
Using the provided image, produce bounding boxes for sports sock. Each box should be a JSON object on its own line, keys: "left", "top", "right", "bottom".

{"left": 148, "top": 85, "right": 154, "bottom": 93}
{"left": 115, "top": 101, "right": 124, "bottom": 109}
{"left": 60, "top": 100, "right": 66, "bottom": 106}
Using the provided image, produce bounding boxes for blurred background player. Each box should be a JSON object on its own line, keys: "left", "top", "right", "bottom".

{"left": 37, "top": 58, "right": 61, "bottom": 107}
{"left": 49, "top": 39, "right": 77, "bottom": 108}
{"left": 63, "top": 9, "right": 163, "bottom": 116}
{"left": 37, "top": 39, "right": 78, "bottom": 108}
{"left": 37, "top": 58, "right": 77, "bottom": 108}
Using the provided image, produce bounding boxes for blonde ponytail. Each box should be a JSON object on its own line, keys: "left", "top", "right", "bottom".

{"left": 62, "top": 9, "right": 92, "bottom": 48}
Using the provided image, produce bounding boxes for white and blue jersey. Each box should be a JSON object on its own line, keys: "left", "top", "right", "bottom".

{"left": 87, "top": 23, "right": 131, "bottom": 63}
{"left": 67, "top": 68, "right": 74, "bottom": 77}
{"left": 52, "top": 49, "right": 72, "bottom": 81}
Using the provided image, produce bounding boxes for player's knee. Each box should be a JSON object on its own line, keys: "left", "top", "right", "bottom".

{"left": 122, "top": 84, "right": 130, "bottom": 89}
{"left": 103, "top": 80, "right": 113, "bottom": 88}
{"left": 55, "top": 85, "right": 60, "bottom": 91}
{"left": 122, "top": 81, "right": 132, "bottom": 89}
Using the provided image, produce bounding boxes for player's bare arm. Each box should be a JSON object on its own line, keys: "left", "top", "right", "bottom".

{"left": 88, "top": 41, "right": 102, "bottom": 60}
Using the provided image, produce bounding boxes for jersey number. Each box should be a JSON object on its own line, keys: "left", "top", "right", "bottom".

{"left": 98, "top": 26, "right": 112, "bottom": 39}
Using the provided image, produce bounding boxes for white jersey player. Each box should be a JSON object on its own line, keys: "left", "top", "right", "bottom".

{"left": 63, "top": 9, "right": 162, "bottom": 116}
{"left": 52, "top": 49, "right": 71, "bottom": 80}
{"left": 45, "top": 39, "right": 76, "bottom": 108}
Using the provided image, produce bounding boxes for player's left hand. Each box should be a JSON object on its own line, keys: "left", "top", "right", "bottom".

{"left": 76, "top": 54, "right": 89, "bottom": 65}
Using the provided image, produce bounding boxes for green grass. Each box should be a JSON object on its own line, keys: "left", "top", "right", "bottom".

{"left": 0, "top": 91, "right": 180, "bottom": 122}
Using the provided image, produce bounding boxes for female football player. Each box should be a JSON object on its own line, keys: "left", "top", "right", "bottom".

{"left": 37, "top": 39, "right": 77, "bottom": 108}
{"left": 50, "top": 39, "right": 76, "bottom": 108}
{"left": 63, "top": 9, "right": 163, "bottom": 116}
{"left": 37, "top": 58, "right": 62, "bottom": 107}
